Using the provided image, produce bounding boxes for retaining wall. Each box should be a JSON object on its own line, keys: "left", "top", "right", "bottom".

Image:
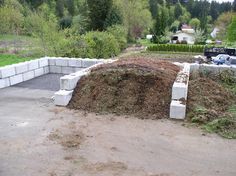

{"left": 0, "top": 57, "right": 107, "bottom": 89}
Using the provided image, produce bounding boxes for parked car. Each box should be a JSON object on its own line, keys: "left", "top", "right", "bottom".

{"left": 212, "top": 54, "right": 230, "bottom": 65}
{"left": 225, "top": 56, "right": 236, "bottom": 65}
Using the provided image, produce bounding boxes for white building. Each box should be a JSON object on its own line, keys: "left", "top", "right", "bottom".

{"left": 171, "top": 31, "right": 195, "bottom": 44}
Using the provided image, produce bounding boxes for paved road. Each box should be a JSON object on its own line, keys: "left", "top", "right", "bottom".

{"left": 0, "top": 85, "right": 236, "bottom": 176}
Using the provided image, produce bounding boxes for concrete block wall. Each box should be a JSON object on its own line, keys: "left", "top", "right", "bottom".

{"left": 170, "top": 63, "right": 190, "bottom": 120}
{"left": 0, "top": 58, "right": 49, "bottom": 88}
{"left": 0, "top": 57, "right": 108, "bottom": 89}
{"left": 54, "top": 59, "right": 115, "bottom": 106}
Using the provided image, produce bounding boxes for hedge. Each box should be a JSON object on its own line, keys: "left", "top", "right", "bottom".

{"left": 147, "top": 44, "right": 205, "bottom": 53}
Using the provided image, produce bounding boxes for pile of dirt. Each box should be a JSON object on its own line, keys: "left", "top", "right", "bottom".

{"left": 68, "top": 58, "right": 180, "bottom": 119}
{"left": 187, "top": 77, "right": 236, "bottom": 123}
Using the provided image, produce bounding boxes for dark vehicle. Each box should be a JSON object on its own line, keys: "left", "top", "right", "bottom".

{"left": 204, "top": 47, "right": 236, "bottom": 58}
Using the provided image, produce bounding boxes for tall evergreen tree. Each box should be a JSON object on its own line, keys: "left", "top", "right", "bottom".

{"left": 233, "top": 0, "right": 236, "bottom": 12}
{"left": 87, "top": 0, "right": 112, "bottom": 31}
{"left": 56, "top": 0, "right": 64, "bottom": 18}
{"left": 174, "top": 2, "right": 183, "bottom": 19}
{"left": 66, "top": 0, "right": 75, "bottom": 16}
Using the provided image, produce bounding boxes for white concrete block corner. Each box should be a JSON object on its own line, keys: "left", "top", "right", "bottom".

{"left": 54, "top": 90, "right": 73, "bottom": 106}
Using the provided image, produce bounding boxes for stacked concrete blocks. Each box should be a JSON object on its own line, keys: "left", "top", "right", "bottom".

{"left": 0, "top": 57, "right": 49, "bottom": 88}
{"left": 54, "top": 59, "right": 115, "bottom": 106}
{"left": 170, "top": 63, "right": 190, "bottom": 119}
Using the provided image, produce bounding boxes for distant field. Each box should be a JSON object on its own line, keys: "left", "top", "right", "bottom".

{"left": 0, "top": 34, "right": 43, "bottom": 58}
{"left": 0, "top": 54, "right": 34, "bottom": 67}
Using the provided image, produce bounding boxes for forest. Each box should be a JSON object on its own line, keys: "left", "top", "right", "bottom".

{"left": 0, "top": 0, "right": 236, "bottom": 58}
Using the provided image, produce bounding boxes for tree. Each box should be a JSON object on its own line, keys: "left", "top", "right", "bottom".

{"left": 227, "top": 17, "right": 236, "bottom": 42}
{"left": 174, "top": 2, "right": 183, "bottom": 19}
{"left": 87, "top": 0, "right": 112, "bottom": 31}
{"left": 189, "top": 18, "right": 200, "bottom": 30}
{"left": 56, "top": 0, "right": 64, "bottom": 18}
{"left": 104, "top": 5, "right": 123, "bottom": 28}
{"left": 153, "top": 5, "right": 169, "bottom": 43}
{"left": 233, "top": 0, "right": 236, "bottom": 12}
{"left": 66, "top": 0, "right": 75, "bottom": 16}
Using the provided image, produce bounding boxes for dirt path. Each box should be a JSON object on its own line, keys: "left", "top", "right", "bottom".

{"left": 0, "top": 87, "right": 236, "bottom": 176}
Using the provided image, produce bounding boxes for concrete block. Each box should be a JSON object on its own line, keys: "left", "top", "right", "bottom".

{"left": 10, "top": 74, "right": 23, "bottom": 85}
{"left": 48, "top": 58, "right": 56, "bottom": 66}
{"left": 61, "top": 67, "right": 75, "bottom": 74}
{"left": 15, "top": 62, "right": 28, "bottom": 74}
{"left": 82, "top": 59, "right": 97, "bottom": 68}
{"left": 34, "top": 68, "right": 44, "bottom": 77}
{"left": 60, "top": 72, "right": 87, "bottom": 90}
{"left": 54, "top": 90, "right": 73, "bottom": 106}
{"left": 219, "top": 65, "right": 231, "bottom": 73}
{"left": 50, "top": 66, "right": 62, "bottom": 74}
{"left": 96, "top": 59, "right": 106, "bottom": 64}
{"left": 170, "top": 100, "right": 186, "bottom": 119}
{"left": 200, "top": 64, "right": 220, "bottom": 75}
{"left": 172, "top": 82, "right": 188, "bottom": 100}
{"left": 39, "top": 58, "right": 49, "bottom": 67}
{"left": 0, "top": 65, "right": 16, "bottom": 78}
{"left": 0, "top": 78, "right": 10, "bottom": 89}
{"left": 68, "top": 59, "right": 82, "bottom": 67}
{"left": 74, "top": 67, "right": 84, "bottom": 72}
{"left": 28, "top": 60, "right": 39, "bottom": 70}
{"left": 23, "top": 71, "right": 35, "bottom": 81}
{"left": 44, "top": 66, "right": 50, "bottom": 74}
{"left": 55, "top": 58, "right": 68, "bottom": 67}
{"left": 190, "top": 63, "right": 199, "bottom": 73}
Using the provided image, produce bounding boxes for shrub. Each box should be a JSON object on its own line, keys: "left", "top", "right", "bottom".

{"left": 147, "top": 44, "right": 205, "bottom": 53}
{"left": 59, "top": 16, "right": 72, "bottom": 29}
{"left": 65, "top": 31, "right": 120, "bottom": 58}
{"left": 106, "top": 25, "right": 127, "bottom": 50}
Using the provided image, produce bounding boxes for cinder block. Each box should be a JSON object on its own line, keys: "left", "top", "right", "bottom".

{"left": 39, "top": 58, "right": 49, "bottom": 67}
{"left": 61, "top": 67, "right": 75, "bottom": 74}
{"left": 15, "top": 62, "right": 28, "bottom": 74}
{"left": 0, "top": 65, "right": 16, "bottom": 78}
{"left": 44, "top": 66, "right": 49, "bottom": 74}
{"left": 60, "top": 72, "right": 86, "bottom": 90}
{"left": 219, "top": 65, "right": 231, "bottom": 73}
{"left": 200, "top": 64, "right": 220, "bottom": 75}
{"left": 82, "top": 59, "right": 97, "bottom": 68}
{"left": 68, "top": 59, "right": 82, "bottom": 67}
{"left": 0, "top": 78, "right": 10, "bottom": 89}
{"left": 23, "top": 71, "right": 35, "bottom": 81}
{"left": 54, "top": 90, "right": 73, "bottom": 106}
{"left": 34, "top": 68, "right": 44, "bottom": 77}
{"left": 74, "top": 67, "right": 84, "bottom": 72}
{"left": 190, "top": 63, "right": 199, "bottom": 73}
{"left": 170, "top": 100, "right": 186, "bottom": 119}
{"left": 172, "top": 82, "right": 188, "bottom": 100}
{"left": 55, "top": 58, "right": 68, "bottom": 67}
{"left": 28, "top": 60, "right": 39, "bottom": 70}
{"left": 48, "top": 58, "right": 56, "bottom": 66}
{"left": 10, "top": 74, "right": 23, "bottom": 85}
{"left": 50, "top": 66, "right": 62, "bottom": 73}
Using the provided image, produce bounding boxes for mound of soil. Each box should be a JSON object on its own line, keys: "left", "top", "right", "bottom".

{"left": 68, "top": 58, "right": 180, "bottom": 119}
{"left": 187, "top": 77, "right": 236, "bottom": 123}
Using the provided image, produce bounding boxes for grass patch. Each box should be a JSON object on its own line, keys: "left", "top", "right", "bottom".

{"left": 0, "top": 54, "right": 34, "bottom": 67}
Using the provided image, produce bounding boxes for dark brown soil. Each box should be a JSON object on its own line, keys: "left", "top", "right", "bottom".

{"left": 68, "top": 58, "right": 180, "bottom": 119}
{"left": 187, "top": 77, "right": 236, "bottom": 123}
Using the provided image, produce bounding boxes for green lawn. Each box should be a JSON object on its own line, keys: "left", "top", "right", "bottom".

{"left": 0, "top": 54, "right": 34, "bottom": 67}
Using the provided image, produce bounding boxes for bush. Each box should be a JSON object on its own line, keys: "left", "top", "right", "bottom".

{"left": 147, "top": 44, "right": 205, "bottom": 53}
{"left": 65, "top": 31, "right": 120, "bottom": 58}
{"left": 106, "top": 25, "right": 127, "bottom": 50}
{"left": 59, "top": 16, "right": 72, "bottom": 29}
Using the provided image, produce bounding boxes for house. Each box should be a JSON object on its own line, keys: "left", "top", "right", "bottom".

{"left": 171, "top": 24, "right": 195, "bottom": 44}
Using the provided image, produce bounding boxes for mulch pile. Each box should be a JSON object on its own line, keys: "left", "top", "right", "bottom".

{"left": 68, "top": 58, "right": 180, "bottom": 119}
{"left": 187, "top": 77, "right": 236, "bottom": 123}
